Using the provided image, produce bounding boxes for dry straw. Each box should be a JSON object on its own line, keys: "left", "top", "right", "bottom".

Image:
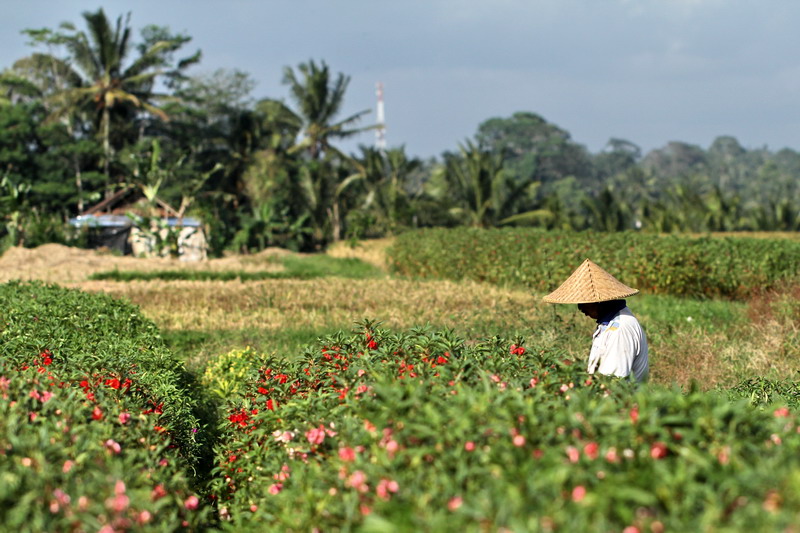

{"left": 542, "top": 259, "right": 639, "bottom": 304}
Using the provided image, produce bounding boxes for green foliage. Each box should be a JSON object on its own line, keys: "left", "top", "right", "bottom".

{"left": 0, "top": 282, "right": 209, "bottom": 462}
{"left": 0, "top": 281, "right": 213, "bottom": 530}
{"left": 726, "top": 378, "right": 800, "bottom": 408}
{"left": 388, "top": 228, "right": 800, "bottom": 299}
{"left": 202, "top": 347, "right": 265, "bottom": 400}
{"left": 209, "top": 323, "right": 800, "bottom": 531}
{"left": 0, "top": 360, "right": 212, "bottom": 531}
{"left": 88, "top": 255, "right": 383, "bottom": 282}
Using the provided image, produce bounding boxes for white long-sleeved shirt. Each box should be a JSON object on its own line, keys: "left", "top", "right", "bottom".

{"left": 587, "top": 307, "right": 649, "bottom": 382}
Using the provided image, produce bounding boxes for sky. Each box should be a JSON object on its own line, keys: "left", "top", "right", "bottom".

{"left": 2, "top": 0, "right": 800, "bottom": 159}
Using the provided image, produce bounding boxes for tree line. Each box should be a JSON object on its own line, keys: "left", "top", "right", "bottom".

{"left": 2, "top": 8, "right": 800, "bottom": 254}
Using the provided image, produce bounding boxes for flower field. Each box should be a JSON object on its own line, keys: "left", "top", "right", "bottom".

{"left": 1, "top": 237, "right": 800, "bottom": 531}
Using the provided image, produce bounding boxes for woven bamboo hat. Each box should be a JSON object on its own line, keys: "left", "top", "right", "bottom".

{"left": 542, "top": 259, "right": 639, "bottom": 304}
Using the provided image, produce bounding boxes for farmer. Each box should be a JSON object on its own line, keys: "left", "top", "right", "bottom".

{"left": 543, "top": 259, "right": 649, "bottom": 382}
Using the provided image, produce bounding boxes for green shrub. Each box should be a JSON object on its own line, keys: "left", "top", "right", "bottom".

{"left": 210, "top": 322, "right": 800, "bottom": 531}
{"left": 388, "top": 228, "right": 800, "bottom": 299}
{"left": 0, "top": 360, "right": 211, "bottom": 531}
{"left": 88, "top": 255, "right": 383, "bottom": 282}
{"left": 0, "top": 281, "right": 214, "bottom": 530}
{"left": 202, "top": 347, "right": 266, "bottom": 400}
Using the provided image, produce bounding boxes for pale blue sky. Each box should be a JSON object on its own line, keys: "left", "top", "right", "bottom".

{"left": 3, "top": 0, "right": 800, "bottom": 158}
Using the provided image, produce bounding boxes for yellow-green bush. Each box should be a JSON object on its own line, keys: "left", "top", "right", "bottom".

{"left": 202, "top": 347, "right": 264, "bottom": 400}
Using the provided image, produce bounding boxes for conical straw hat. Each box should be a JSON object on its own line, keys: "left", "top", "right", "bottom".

{"left": 542, "top": 259, "right": 639, "bottom": 304}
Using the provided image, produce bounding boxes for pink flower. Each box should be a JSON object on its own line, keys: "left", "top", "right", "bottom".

{"left": 385, "top": 439, "right": 399, "bottom": 456}
{"left": 357, "top": 369, "right": 366, "bottom": 377}
{"left": 107, "top": 493, "right": 129, "bottom": 513}
{"left": 273, "top": 430, "right": 295, "bottom": 443}
{"left": 464, "top": 441, "right": 475, "bottom": 452}
{"left": 583, "top": 442, "right": 599, "bottom": 460}
{"left": 513, "top": 435, "right": 526, "bottom": 447}
{"left": 376, "top": 478, "right": 399, "bottom": 500}
{"left": 62, "top": 460, "right": 74, "bottom": 473}
{"left": 774, "top": 407, "right": 790, "bottom": 418}
{"left": 151, "top": 484, "right": 167, "bottom": 501}
{"left": 650, "top": 442, "right": 668, "bottom": 459}
{"left": 604, "top": 447, "right": 619, "bottom": 463}
{"left": 306, "top": 425, "right": 326, "bottom": 446}
{"left": 623, "top": 527, "right": 640, "bottom": 533}
{"left": 447, "top": 496, "right": 463, "bottom": 511}
{"left": 566, "top": 446, "right": 580, "bottom": 463}
{"left": 571, "top": 485, "right": 586, "bottom": 502}
{"left": 104, "top": 439, "right": 121, "bottom": 455}
{"left": 529, "top": 377, "right": 539, "bottom": 388}
{"left": 118, "top": 412, "right": 131, "bottom": 424}
{"left": 184, "top": 495, "right": 199, "bottom": 510}
{"left": 339, "top": 447, "right": 356, "bottom": 462}
{"left": 53, "top": 489, "right": 70, "bottom": 506}
{"left": 559, "top": 384, "right": 569, "bottom": 393}
{"left": 346, "top": 470, "right": 369, "bottom": 493}
{"left": 268, "top": 483, "right": 283, "bottom": 495}
{"left": 137, "top": 510, "right": 152, "bottom": 524}
{"left": 273, "top": 464, "right": 291, "bottom": 481}
{"left": 629, "top": 405, "right": 639, "bottom": 424}
{"left": 41, "top": 391, "right": 53, "bottom": 403}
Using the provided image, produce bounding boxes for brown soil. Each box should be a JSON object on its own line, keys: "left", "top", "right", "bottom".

{"left": 0, "top": 244, "right": 290, "bottom": 284}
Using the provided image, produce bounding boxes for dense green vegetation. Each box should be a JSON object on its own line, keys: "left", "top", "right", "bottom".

{"left": 3, "top": 8, "right": 800, "bottom": 256}
{"left": 0, "top": 282, "right": 213, "bottom": 530}
{"left": 2, "top": 271, "right": 800, "bottom": 530}
{"left": 88, "top": 255, "right": 382, "bottom": 281}
{"left": 388, "top": 228, "right": 800, "bottom": 299}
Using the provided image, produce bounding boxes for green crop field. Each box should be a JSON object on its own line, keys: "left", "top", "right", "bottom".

{"left": 1, "top": 232, "right": 799, "bottom": 531}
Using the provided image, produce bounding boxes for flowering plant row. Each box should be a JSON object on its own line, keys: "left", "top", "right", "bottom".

{"left": 388, "top": 228, "right": 800, "bottom": 299}
{"left": 0, "top": 282, "right": 214, "bottom": 531}
{"left": 209, "top": 322, "right": 800, "bottom": 531}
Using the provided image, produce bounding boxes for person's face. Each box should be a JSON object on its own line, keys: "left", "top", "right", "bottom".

{"left": 577, "top": 302, "right": 601, "bottom": 320}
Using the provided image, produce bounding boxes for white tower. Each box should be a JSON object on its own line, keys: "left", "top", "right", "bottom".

{"left": 375, "top": 82, "right": 386, "bottom": 150}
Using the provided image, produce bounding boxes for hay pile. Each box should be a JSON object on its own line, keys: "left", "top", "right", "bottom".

{"left": 0, "top": 244, "right": 288, "bottom": 284}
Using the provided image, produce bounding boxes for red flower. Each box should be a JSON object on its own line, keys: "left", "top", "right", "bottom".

{"left": 583, "top": 442, "right": 599, "bottom": 460}
{"left": 629, "top": 405, "right": 639, "bottom": 424}
{"left": 151, "top": 484, "right": 167, "bottom": 501}
{"left": 774, "top": 407, "right": 790, "bottom": 418}
{"left": 650, "top": 441, "right": 668, "bottom": 459}
{"left": 368, "top": 339, "right": 378, "bottom": 350}
{"left": 105, "top": 378, "right": 121, "bottom": 390}
{"left": 92, "top": 406, "right": 103, "bottom": 421}
{"left": 258, "top": 386, "right": 269, "bottom": 395}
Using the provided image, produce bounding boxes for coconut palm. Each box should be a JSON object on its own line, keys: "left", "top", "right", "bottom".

{"left": 13, "top": 8, "right": 199, "bottom": 197}
{"left": 439, "top": 141, "right": 512, "bottom": 228}
{"left": 273, "top": 60, "right": 375, "bottom": 244}
{"left": 350, "top": 146, "right": 420, "bottom": 235}
{"left": 282, "top": 60, "right": 371, "bottom": 160}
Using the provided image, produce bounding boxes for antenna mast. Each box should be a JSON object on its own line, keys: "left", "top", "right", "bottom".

{"left": 375, "top": 82, "right": 386, "bottom": 150}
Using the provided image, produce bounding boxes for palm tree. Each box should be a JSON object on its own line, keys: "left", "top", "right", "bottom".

{"left": 277, "top": 60, "right": 374, "bottom": 243}
{"left": 440, "top": 141, "right": 513, "bottom": 228}
{"left": 13, "top": 8, "right": 199, "bottom": 198}
{"left": 282, "top": 60, "right": 371, "bottom": 160}
{"left": 351, "top": 146, "right": 420, "bottom": 235}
